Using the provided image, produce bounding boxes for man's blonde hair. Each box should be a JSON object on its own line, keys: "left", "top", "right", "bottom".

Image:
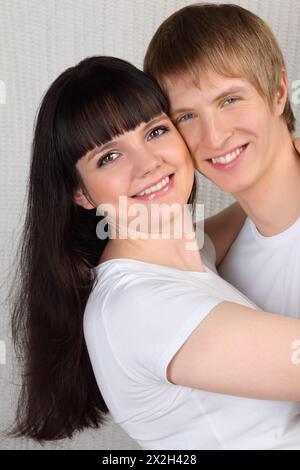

{"left": 144, "top": 3, "right": 295, "bottom": 132}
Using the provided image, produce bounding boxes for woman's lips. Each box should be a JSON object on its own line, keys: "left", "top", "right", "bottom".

{"left": 132, "top": 174, "right": 175, "bottom": 201}
{"left": 208, "top": 144, "right": 249, "bottom": 170}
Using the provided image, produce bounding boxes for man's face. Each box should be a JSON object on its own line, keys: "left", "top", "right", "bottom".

{"left": 165, "top": 69, "right": 287, "bottom": 195}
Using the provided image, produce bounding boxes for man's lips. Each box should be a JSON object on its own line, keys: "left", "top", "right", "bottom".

{"left": 206, "top": 144, "right": 249, "bottom": 169}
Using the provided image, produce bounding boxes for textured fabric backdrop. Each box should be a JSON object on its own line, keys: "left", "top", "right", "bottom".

{"left": 0, "top": 0, "right": 299, "bottom": 450}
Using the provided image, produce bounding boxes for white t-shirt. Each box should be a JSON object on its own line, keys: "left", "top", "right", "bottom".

{"left": 219, "top": 217, "right": 300, "bottom": 317}
{"left": 83, "top": 236, "right": 300, "bottom": 450}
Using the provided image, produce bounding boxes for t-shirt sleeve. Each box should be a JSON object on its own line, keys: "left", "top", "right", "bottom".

{"left": 154, "top": 294, "right": 222, "bottom": 383}
{"left": 104, "top": 277, "right": 223, "bottom": 385}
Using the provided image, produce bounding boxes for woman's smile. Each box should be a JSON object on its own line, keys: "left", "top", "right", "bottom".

{"left": 132, "top": 173, "right": 175, "bottom": 200}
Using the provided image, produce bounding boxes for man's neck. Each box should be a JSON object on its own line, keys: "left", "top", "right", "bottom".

{"left": 235, "top": 130, "right": 300, "bottom": 236}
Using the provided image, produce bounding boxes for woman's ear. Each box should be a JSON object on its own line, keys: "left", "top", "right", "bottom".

{"left": 73, "top": 186, "right": 95, "bottom": 210}
{"left": 275, "top": 68, "right": 288, "bottom": 116}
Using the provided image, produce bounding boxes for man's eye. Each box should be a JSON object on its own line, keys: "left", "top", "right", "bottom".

{"left": 178, "top": 113, "right": 194, "bottom": 123}
{"left": 223, "top": 97, "right": 239, "bottom": 106}
{"left": 97, "top": 152, "right": 120, "bottom": 167}
{"left": 148, "top": 126, "right": 169, "bottom": 140}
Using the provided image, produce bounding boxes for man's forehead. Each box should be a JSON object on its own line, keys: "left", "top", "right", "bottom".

{"left": 162, "top": 73, "right": 195, "bottom": 91}
{"left": 164, "top": 72, "right": 251, "bottom": 98}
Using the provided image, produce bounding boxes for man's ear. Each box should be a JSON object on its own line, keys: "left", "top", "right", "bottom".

{"left": 275, "top": 68, "right": 289, "bottom": 117}
{"left": 73, "top": 186, "right": 95, "bottom": 210}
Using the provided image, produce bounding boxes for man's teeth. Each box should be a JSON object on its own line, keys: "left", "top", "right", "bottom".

{"left": 136, "top": 175, "right": 170, "bottom": 196}
{"left": 211, "top": 146, "right": 245, "bottom": 164}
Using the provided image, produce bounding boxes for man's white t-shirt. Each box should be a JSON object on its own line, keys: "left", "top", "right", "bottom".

{"left": 219, "top": 216, "right": 300, "bottom": 317}
{"left": 83, "top": 236, "right": 300, "bottom": 450}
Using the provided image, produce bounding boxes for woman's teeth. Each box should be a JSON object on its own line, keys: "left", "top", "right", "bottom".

{"left": 211, "top": 145, "right": 245, "bottom": 164}
{"left": 135, "top": 176, "right": 170, "bottom": 197}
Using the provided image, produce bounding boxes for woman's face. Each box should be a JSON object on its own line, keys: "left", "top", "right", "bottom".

{"left": 74, "top": 113, "right": 195, "bottom": 226}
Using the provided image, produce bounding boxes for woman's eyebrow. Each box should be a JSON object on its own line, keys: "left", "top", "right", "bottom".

{"left": 143, "top": 115, "right": 166, "bottom": 131}
{"left": 87, "top": 141, "right": 118, "bottom": 162}
{"left": 87, "top": 115, "right": 166, "bottom": 162}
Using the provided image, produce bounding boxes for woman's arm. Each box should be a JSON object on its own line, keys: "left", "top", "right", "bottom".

{"left": 204, "top": 202, "right": 246, "bottom": 266}
{"left": 167, "top": 302, "right": 300, "bottom": 401}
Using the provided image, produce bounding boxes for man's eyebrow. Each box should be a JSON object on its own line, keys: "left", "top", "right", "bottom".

{"left": 87, "top": 115, "right": 166, "bottom": 162}
{"left": 212, "top": 86, "right": 247, "bottom": 102}
{"left": 170, "top": 107, "right": 192, "bottom": 120}
{"left": 170, "top": 86, "right": 247, "bottom": 119}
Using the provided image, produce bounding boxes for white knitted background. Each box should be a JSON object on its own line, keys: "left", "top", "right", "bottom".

{"left": 0, "top": 0, "right": 299, "bottom": 450}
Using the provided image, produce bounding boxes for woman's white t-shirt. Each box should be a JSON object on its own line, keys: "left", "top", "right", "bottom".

{"left": 83, "top": 236, "right": 300, "bottom": 450}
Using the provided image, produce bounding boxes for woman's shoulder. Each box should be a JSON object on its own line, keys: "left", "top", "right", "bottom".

{"left": 84, "top": 258, "right": 228, "bottom": 332}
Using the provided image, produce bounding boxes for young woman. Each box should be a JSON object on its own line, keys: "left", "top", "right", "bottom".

{"left": 11, "top": 56, "right": 300, "bottom": 450}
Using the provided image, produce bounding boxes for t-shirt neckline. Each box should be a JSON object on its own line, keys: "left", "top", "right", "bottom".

{"left": 94, "top": 257, "right": 214, "bottom": 277}
{"left": 248, "top": 215, "right": 300, "bottom": 243}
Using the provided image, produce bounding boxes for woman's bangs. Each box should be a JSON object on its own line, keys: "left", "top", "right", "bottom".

{"left": 55, "top": 72, "right": 169, "bottom": 165}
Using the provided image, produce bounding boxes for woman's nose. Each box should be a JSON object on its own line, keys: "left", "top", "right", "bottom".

{"left": 133, "top": 148, "right": 163, "bottom": 177}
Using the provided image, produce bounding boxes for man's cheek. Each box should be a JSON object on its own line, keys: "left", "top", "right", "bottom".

{"left": 194, "top": 159, "right": 209, "bottom": 176}
{"left": 177, "top": 127, "right": 195, "bottom": 150}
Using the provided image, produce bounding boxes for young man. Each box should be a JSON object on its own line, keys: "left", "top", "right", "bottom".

{"left": 144, "top": 3, "right": 300, "bottom": 316}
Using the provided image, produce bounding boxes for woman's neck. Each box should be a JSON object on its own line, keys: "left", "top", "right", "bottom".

{"left": 100, "top": 212, "right": 205, "bottom": 272}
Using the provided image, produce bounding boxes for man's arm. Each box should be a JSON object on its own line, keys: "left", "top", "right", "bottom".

{"left": 204, "top": 202, "right": 246, "bottom": 267}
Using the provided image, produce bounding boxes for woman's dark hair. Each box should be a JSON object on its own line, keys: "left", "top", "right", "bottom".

{"left": 9, "top": 56, "right": 197, "bottom": 441}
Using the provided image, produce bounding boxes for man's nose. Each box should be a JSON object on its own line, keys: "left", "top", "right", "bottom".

{"left": 200, "top": 112, "right": 233, "bottom": 150}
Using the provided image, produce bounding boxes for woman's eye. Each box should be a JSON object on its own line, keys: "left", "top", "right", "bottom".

{"left": 97, "top": 152, "right": 120, "bottom": 167}
{"left": 148, "top": 126, "right": 168, "bottom": 140}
